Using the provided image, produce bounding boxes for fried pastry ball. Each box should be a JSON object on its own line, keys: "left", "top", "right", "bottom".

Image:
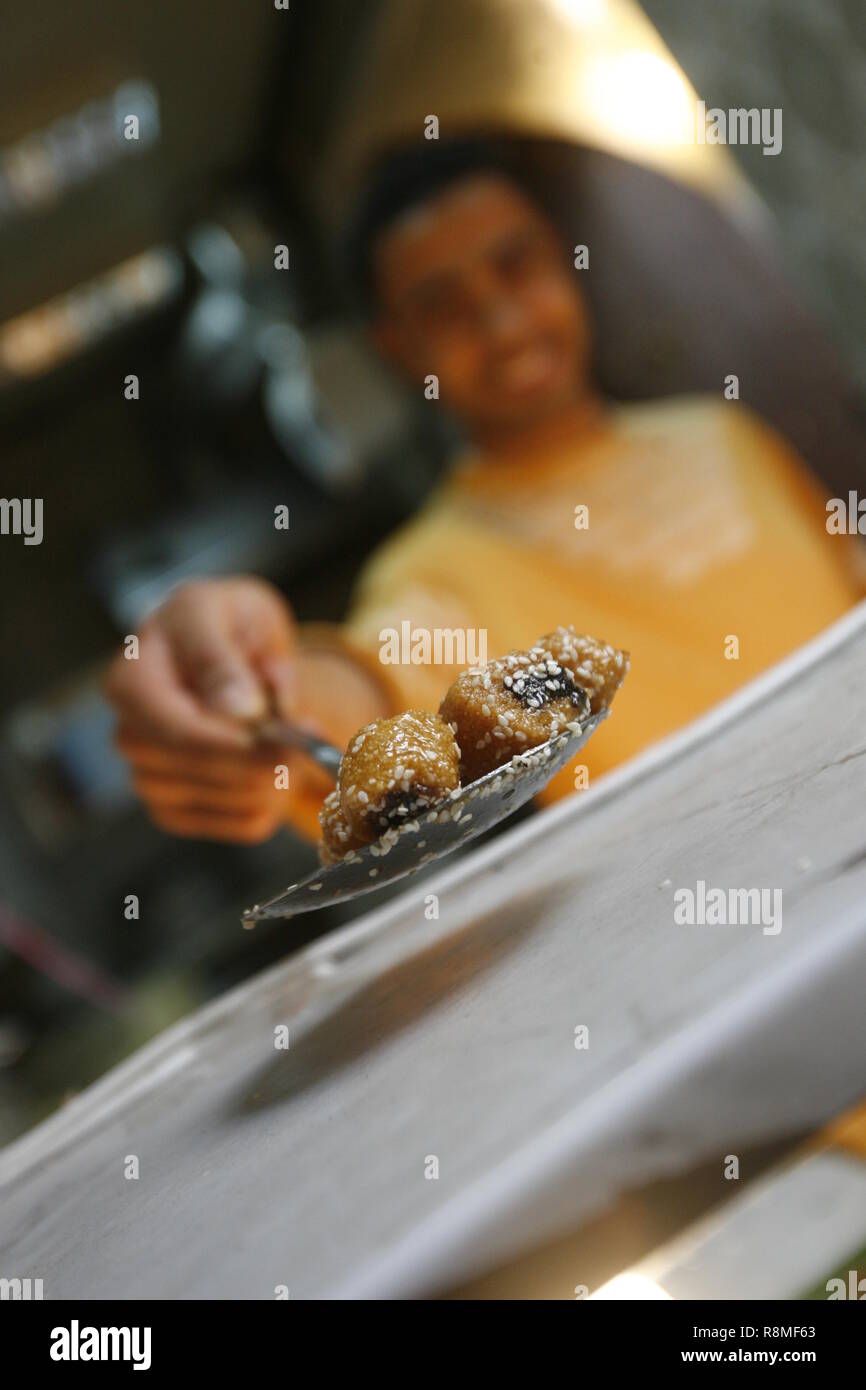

{"left": 439, "top": 627, "right": 628, "bottom": 784}
{"left": 537, "top": 627, "right": 629, "bottom": 716}
{"left": 319, "top": 710, "right": 461, "bottom": 862}
{"left": 319, "top": 788, "right": 372, "bottom": 865}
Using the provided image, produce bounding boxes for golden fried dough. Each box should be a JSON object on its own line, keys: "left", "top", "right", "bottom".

{"left": 439, "top": 626, "right": 627, "bottom": 783}
{"left": 319, "top": 710, "right": 460, "bottom": 863}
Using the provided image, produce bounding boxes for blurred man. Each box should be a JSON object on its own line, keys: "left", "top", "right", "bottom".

{"left": 105, "top": 143, "right": 864, "bottom": 843}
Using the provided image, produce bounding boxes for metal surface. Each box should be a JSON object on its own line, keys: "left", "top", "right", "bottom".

{"left": 257, "top": 717, "right": 343, "bottom": 776}
{"left": 2, "top": 604, "right": 866, "bottom": 1299}
{"left": 245, "top": 713, "right": 606, "bottom": 922}
{"left": 636, "top": 1149, "right": 866, "bottom": 1300}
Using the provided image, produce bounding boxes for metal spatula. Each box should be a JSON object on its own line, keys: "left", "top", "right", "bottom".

{"left": 241, "top": 711, "right": 607, "bottom": 925}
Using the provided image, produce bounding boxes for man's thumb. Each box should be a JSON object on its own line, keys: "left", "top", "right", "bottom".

{"left": 161, "top": 578, "right": 289, "bottom": 722}
{"left": 192, "top": 638, "right": 269, "bottom": 720}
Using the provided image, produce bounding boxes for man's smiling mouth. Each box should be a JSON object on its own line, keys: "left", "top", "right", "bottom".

{"left": 493, "top": 341, "right": 561, "bottom": 393}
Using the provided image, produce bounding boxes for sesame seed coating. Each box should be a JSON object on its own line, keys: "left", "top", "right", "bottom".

{"left": 319, "top": 788, "right": 372, "bottom": 864}
{"left": 318, "top": 629, "right": 627, "bottom": 863}
{"left": 319, "top": 710, "right": 461, "bottom": 863}
{"left": 439, "top": 626, "right": 628, "bottom": 783}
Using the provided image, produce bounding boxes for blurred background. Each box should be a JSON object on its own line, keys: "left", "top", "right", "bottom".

{"left": 0, "top": 0, "right": 864, "bottom": 1151}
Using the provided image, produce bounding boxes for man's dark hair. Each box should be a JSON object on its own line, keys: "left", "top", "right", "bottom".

{"left": 347, "top": 137, "right": 524, "bottom": 311}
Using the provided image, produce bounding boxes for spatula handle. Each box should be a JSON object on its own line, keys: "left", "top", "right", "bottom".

{"left": 256, "top": 718, "right": 342, "bottom": 778}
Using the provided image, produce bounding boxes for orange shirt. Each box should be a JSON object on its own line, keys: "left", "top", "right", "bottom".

{"left": 291, "top": 397, "right": 863, "bottom": 835}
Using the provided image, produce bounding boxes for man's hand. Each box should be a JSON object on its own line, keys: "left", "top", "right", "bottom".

{"left": 104, "top": 577, "right": 387, "bottom": 844}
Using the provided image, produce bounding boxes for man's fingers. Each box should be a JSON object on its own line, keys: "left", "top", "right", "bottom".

{"left": 105, "top": 630, "right": 254, "bottom": 752}
{"left": 147, "top": 803, "right": 281, "bottom": 844}
{"left": 227, "top": 577, "right": 299, "bottom": 664}
{"left": 117, "top": 727, "right": 332, "bottom": 836}
{"left": 117, "top": 728, "right": 331, "bottom": 802}
{"left": 115, "top": 728, "right": 281, "bottom": 781}
{"left": 259, "top": 653, "right": 299, "bottom": 721}
{"left": 158, "top": 578, "right": 298, "bottom": 720}
{"left": 104, "top": 579, "right": 311, "bottom": 845}
{"left": 130, "top": 774, "right": 278, "bottom": 815}
{"left": 158, "top": 587, "right": 267, "bottom": 720}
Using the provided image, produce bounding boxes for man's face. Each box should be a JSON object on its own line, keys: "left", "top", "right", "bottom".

{"left": 373, "top": 174, "right": 591, "bottom": 438}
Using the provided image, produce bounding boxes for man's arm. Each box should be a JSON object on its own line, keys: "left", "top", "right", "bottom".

{"left": 104, "top": 577, "right": 391, "bottom": 844}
